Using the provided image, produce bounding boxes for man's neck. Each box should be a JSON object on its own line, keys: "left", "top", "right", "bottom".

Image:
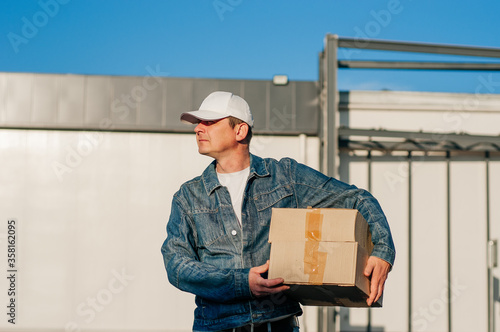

{"left": 215, "top": 150, "right": 251, "bottom": 174}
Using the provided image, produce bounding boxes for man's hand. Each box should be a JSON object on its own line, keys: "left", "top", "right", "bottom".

{"left": 249, "top": 261, "right": 290, "bottom": 297}
{"left": 364, "top": 256, "right": 391, "bottom": 306}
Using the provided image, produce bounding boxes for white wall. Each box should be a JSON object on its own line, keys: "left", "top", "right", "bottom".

{"left": 0, "top": 129, "right": 320, "bottom": 332}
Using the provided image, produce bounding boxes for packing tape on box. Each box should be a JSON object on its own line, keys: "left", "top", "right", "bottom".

{"left": 304, "top": 209, "right": 327, "bottom": 284}
{"left": 305, "top": 208, "right": 323, "bottom": 241}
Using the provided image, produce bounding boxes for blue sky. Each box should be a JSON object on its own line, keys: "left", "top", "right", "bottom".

{"left": 1, "top": 0, "right": 500, "bottom": 93}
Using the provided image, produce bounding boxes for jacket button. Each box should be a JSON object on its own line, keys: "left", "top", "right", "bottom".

{"left": 231, "top": 230, "right": 237, "bottom": 236}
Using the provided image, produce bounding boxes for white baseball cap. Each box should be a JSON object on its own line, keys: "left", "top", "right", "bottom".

{"left": 180, "top": 91, "right": 254, "bottom": 127}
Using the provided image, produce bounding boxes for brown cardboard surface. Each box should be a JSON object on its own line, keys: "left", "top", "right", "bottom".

{"left": 269, "top": 241, "right": 381, "bottom": 307}
{"left": 268, "top": 207, "right": 382, "bottom": 307}
{"left": 268, "top": 208, "right": 373, "bottom": 253}
{"left": 269, "top": 242, "right": 370, "bottom": 294}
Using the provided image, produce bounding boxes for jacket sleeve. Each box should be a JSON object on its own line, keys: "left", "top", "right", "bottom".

{"left": 161, "top": 193, "right": 253, "bottom": 302}
{"left": 289, "top": 159, "right": 396, "bottom": 266}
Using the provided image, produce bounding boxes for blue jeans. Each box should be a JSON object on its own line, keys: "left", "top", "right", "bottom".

{"left": 220, "top": 315, "right": 299, "bottom": 332}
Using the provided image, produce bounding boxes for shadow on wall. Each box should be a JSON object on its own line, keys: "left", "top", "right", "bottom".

{"left": 495, "top": 276, "right": 499, "bottom": 303}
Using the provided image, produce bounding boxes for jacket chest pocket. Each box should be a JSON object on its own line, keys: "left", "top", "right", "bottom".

{"left": 253, "top": 185, "right": 294, "bottom": 226}
{"left": 191, "top": 209, "right": 240, "bottom": 266}
{"left": 192, "top": 211, "right": 227, "bottom": 248}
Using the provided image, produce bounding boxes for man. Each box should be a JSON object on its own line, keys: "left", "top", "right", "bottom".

{"left": 161, "top": 91, "right": 395, "bottom": 332}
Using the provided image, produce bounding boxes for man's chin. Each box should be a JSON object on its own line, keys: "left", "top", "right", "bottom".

{"left": 198, "top": 149, "right": 211, "bottom": 157}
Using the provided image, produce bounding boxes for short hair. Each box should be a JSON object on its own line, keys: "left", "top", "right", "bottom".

{"left": 228, "top": 116, "right": 253, "bottom": 144}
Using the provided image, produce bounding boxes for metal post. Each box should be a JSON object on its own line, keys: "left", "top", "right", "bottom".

{"left": 323, "top": 34, "right": 339, "bottom": 179}
{"left": 318, "top": 306, "right": 336, "bottom": 332}
{"left": 367, "top": 150, "right": 373, "bottom": 332}
{"left": 446, "top": 151, "right": 452, "bottom": 332}
{"left": 318, "top": 50, "right": 326, "bottom": 175}
{"left": 486, "top": 151, "right": 494, "bottom": 332}
{"left": 319, "top": 33, "right": 340, "bottom": 332}
{"left": 408, "top": 151, "right": 413, "bottom": 332}
{"left": 317, "top": 47, "right": 327, "bottom": 332}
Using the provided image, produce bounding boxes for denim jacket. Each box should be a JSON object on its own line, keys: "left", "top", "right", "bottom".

{"left": 161, "top": 154, "right": 395, "bottom": 331}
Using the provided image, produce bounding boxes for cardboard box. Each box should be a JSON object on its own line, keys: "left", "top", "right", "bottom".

{"left": 268, "top": 208, "right": 382, "bottom": 307}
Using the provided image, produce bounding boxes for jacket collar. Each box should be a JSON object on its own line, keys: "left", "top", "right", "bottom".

{"left": 201, "top": 153, "right": 269, "bottom": 195}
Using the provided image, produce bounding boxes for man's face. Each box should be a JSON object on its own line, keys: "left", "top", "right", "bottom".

{"left": 194, "top": 118, "right": 239, "bottom": 158}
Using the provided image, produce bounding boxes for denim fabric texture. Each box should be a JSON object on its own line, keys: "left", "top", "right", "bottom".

{"left": 161, "top": 154, "right": 396, "bottom": 331}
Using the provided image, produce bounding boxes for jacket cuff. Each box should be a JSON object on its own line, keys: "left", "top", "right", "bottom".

{"left": 235, "top": 268, "right": 252, "bottom": 299}
{"left": 370, "top": 244, "right": 396, "bottom": 267}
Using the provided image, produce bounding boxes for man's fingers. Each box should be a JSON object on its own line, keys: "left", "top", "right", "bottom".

{"left": 375, "top": 281, "right": 385, "bottom": 302}
{"left": 249, "top": 261, "right": 290, "bottom": 297}
{"left": 255, "top": 276, "right": 289, "bottom": 294}
{"left": 253, "top": 281, "right": 289, "bottom": 297}
{"left": 364, "top": 262, "right": 374, "bottom": 277}
{"left": 366, "top": 277, "right": 377, "bottom": 306}
{"left": 367, "top": 273, "right": 382, "bottom": 305}
{"left": 259, "top": 276, "right": 285, "bottom": 288}
{"left": 369, "top": 276, "right": 386, "bottom": 305}
{"left": 364, "top": 256, "right": 390, "bottom": 306}
{"left": 252, "top": 260, "right": 270, "bottom": 274}
{"left": 268, "top": 284, "right": 290, "bottom": 294}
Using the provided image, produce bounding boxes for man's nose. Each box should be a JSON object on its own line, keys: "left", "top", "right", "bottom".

{"left": 194, "top": 122, "right": 204, "bottom": 133}
{"left": 194, "top": 122, "right": 203, "bottom": 133}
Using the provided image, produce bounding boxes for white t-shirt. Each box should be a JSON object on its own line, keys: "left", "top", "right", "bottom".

{"left": 217, "top": 167, "right": 250, "bottom": 226}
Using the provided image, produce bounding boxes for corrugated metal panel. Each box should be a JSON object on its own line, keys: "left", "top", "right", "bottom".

{"left": 58, "top": 74, "right": 85, "bottom": 125}
{"left": 33, "top": 75, "right": 58, "bottom": 123}
{"left": 0, "top": 72, "right": 319, "bottom": 135}
{"left": 5, "top": 73, "right": 32, "bottom": 124}
{"left": 85, "top": 75, "right": 112, "bottom": 126}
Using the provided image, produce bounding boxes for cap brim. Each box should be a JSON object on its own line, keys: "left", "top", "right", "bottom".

{"left": 180, "top": 110, "right": 229, "bottom": 124}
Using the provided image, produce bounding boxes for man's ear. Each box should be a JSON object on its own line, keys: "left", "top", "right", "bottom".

{"left": 235, "top": 123, "right": 249, "bottom": 143}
